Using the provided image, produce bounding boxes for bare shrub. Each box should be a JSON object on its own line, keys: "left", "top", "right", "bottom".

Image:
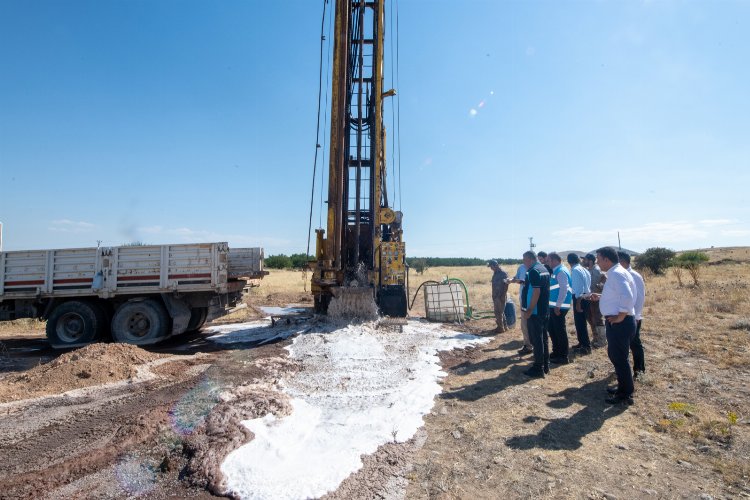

{"left": 730, "top": 318, "right": 750, "bottom": 331}
{"left": 687, "top": 265, "right": 701, "bottom": 287}
{"left": 672, "top": 266, "right": 684, "bottom": 287}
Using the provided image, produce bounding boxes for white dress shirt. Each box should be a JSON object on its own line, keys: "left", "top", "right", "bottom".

{"left": 599, "top": 263, "right": 636, "bottom": 317}
{"left": 627, "top": 266, "right": 646, "bottom": 321}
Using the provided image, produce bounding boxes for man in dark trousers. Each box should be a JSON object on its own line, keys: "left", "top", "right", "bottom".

{"left": 583, "top": 253, "right": 606, "bottom": 347}
{"left": 548, "top": 252, "right": 573, "bottom": 365}
{"left": 590, "top": 246, "right": 637, "bottom": 405}
{"left": 489, "top": 260, "right": 509, "bottom": 333}
{"left": 568, "top": 253, "right": 592, "bottom": 355}
{"left": 619, "top": 251, "right": 646, "bottom": 378}
{"left": 521, "top": 250, "right": 551, "bottom": 378}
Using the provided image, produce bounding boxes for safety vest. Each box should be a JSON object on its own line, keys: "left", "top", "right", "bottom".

{"left": 549, "top": 264, "right": 573, "bottom": 309}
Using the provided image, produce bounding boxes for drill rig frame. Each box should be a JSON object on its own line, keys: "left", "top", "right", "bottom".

{"left": 310, "top": 0, "right": 407, "bottom": 317}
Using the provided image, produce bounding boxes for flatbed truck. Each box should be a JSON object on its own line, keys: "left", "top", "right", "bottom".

{"left": 0, "top": 242, "right": 266, "bottom": 348}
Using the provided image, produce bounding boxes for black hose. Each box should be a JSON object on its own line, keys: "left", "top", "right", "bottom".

{"left": 409, "top": 280, "right": 440, "bottom": 311}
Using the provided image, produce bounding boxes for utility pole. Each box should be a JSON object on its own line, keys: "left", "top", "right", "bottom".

{"left": 617, "top": 232, "right": 622, "bottom": 250}
{"left": 529, "top": 237, "right": 536, "bottom": 252}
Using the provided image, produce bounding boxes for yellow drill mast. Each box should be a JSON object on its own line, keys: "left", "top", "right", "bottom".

{"left": 310, "top": 0, "right": 407, "bottom": 317}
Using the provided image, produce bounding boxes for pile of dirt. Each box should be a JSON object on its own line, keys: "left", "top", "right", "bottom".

{"left": 0, "top": 343, "right": 166, "bottom": 403}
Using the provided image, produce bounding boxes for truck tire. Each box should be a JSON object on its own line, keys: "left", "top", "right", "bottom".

{"left": 111, "top": 299, "right": 170, "bottom": 345}
{"left": 186, "top": 307, "right": 208, "bottom": 332}
{"left": 46, "top": 300, "right": 107, "bottom": 348}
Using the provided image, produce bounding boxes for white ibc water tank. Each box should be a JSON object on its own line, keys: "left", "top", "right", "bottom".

{"left": 424, "top": 283, "right": 465, "bottom": 322}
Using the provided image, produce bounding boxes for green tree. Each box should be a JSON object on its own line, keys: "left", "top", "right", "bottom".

{"left": 411, "top": 258, "right": 428, "bottom": 275}
{"left": 634, "top": 247, "right": 675, "bottom": 275}
{"left": 674, "top": 251, "right": 709, "bottom": 286}
{"left": 265, "top": 254, "right": 293, "bottom": 269}
{"left": 289, "top": 253, "right": 314, "bottom": 269}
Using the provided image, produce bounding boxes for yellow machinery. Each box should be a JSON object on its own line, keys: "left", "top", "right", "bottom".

{"left": 310, "top": 0, "right": 407, "bottom": 317}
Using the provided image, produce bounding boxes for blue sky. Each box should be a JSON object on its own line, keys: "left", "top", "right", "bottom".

{"left": 1, "top": 0, "right": 748, "bottom": 258}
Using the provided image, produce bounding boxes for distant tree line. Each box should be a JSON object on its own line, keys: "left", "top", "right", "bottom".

{"left": 264, "top": 254, "right": 522, "bottom": 271}
{"left": 265, "top": 253, "right": 314, "bottom": 269}
{"left": 406, "top": 257, "right": 521, "bottom": 267}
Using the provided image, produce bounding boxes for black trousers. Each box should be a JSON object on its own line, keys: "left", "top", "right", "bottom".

{"left": 573, "top": 296, "right": 590, "bottom": 348}
{"left": 548, "top": 309, "right": 569, "bottom": 358}
{"left": 527, "top": 314, "right": 549, "bottom": 371}
{"left": 630, "top": 319, "right": 645, "bottom": 372}
{"left": 606, "top": 315, "right": 637, "bottom": 397}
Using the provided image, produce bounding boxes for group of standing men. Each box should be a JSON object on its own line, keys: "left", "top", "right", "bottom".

{"left": 488, "top": 246, "right": 645, "bottom": 405}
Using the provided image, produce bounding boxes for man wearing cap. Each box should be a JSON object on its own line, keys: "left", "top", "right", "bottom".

{"left": 618, "top": 251, "right": 646, "bottom": 378}
{"left": 489, "top": 260, "right": 509, "bottom": 333}
{"left": 521, "top": 250, "right": 551, "bottom": 377}
{"left": 590, "top": 246, "right": 637, "bottom": 405}
{"left": 583, "top": 253, "right": 607, "bottom": 347}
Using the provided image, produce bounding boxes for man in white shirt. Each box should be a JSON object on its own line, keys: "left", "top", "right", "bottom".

{"left": 590, "top": 246, "right": 637, "bottom": 405}
{"left": 619, "top": 251, "right": 646, "bottom": 377}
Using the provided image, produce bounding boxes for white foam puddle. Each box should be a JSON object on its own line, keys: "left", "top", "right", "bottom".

{"left": 206, "top": 322, "right": 277, "bottom": 344}
{"left": 259, "top": 306, "right": 308, "bottom": 316}
{"left": 220, "top": 320, "right": 489, "bottom": 499}
{"left": 206, "top": 321, "right": 308, "bottom": 346}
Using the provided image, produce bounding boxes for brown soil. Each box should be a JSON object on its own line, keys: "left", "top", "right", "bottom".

{"left": 0, "top": 343, "right": 166, "bottom": 403}
{"left": 405, "top": 326, "right": 750, "bottom": 499}
{"left": 0, "top": 339, "right": 292, "bottom": 500}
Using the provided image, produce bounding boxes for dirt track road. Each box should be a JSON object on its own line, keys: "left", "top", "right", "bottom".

{"left": 0, "top": 327, "right": 292, "bottom": 500}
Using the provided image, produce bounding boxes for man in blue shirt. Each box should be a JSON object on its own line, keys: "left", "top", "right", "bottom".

{"left": 547, "top": 253, "right": 573, "bottom": 365}
{"left": 567, "top": 253, "right": 592, "bottom": 355}
{"left": 511, "top": 262, "right": 533, "bottom": 355}
{"left": 521, "top": 250, "right": 551, "bottom": 378}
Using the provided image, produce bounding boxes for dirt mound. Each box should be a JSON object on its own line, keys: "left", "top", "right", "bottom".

{"left": 0, "top": 343, "right": 165, "bottom": 403}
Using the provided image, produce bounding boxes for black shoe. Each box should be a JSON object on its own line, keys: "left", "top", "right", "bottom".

{"left": 577, "top": 347, "right": 592, "bottom": 355}
{"left": 517, "top": 345, "right": 533, "bottom": 356}
{"left": 606, "top": 386, "right": 619, "bottom": 394}
{"left": 524, "top": 367, "right": 545, "bottom": 378}
{"left": 606, "top": 395, "right": 634, "bottom": 405}
{"left": 633, "top": 370, "right": 645, "bottom": 380}
{"left": 543, "top": 365, "right": 550, "bottom": 374}
{"left": 571, "top": 343, "right": 583, "bottom": 350}
{"left": 549, "top": 356, "right": 570, "bottom": 365}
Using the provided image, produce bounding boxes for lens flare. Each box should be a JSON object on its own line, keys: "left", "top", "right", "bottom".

{"left": 169, "top": 375, "right": 221, "bottom": 436}
{"left": 115, "top": 452, "right": 157, "bottom": 496}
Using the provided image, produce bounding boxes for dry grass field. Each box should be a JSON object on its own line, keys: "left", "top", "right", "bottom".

{"left": 1, "top": 248, "right": 748, "bottom": 498}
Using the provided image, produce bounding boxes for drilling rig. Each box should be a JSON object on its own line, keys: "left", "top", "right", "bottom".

{"left": 310, "top": 0, "right": 407, "bottom": 317}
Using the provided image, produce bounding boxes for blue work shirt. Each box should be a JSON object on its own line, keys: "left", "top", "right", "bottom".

{"left": 570, "top": 263, "right": 591, "bottom": 297}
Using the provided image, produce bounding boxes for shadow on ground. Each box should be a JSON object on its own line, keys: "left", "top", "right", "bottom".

{"left": 505, "top": 379, "right": 628, "bottom": 450}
